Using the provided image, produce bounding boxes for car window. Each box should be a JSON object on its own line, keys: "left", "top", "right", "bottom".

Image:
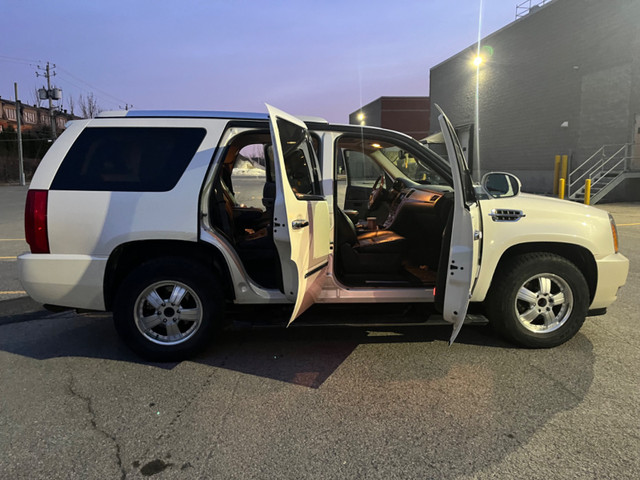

{"left": 335, "top": 135, "right": 448, "bottom": 189}
{"left": 230, "top": 144, "right": 267, "bottom": 209}
{"left": 344, "top": 150, "right": 383, "bottom": 188}
{"left": 335, "top": 148, "right": 384, "bottom": 209}
{"left": 377, "top": 144, "right": 447, "bottom": 186}
{"left": 51, "top": 127, "right": 206, "bottom": 192}
{"left": 276, "top": 118, "right": 322, "bottom": 198}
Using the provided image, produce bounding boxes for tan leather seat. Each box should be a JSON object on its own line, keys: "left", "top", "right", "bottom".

{"left": 335, "top": 207, "right": 406, "bottom": 273}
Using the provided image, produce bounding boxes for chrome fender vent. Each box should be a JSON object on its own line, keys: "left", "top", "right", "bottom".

{"left": 489, "top": 209, "right": 526, "bottom": 222}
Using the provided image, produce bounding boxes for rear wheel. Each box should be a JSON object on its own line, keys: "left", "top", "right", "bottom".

{"left": 113, "top": 258, "right": 223, "bottom": 361}
{"left": 486, "top": 253, "right": 589, "bottom": 348}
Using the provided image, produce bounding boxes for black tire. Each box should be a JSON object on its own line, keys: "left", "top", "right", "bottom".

{"left": 113, "top": 257, "right": 224, "bottom": 361}
{"left": 485, "top": 252, "right": 589, "bottom": 348}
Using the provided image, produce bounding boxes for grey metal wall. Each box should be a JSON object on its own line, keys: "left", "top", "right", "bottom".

{"left": 430, "top": 0, "right": 640, "bottom": 195}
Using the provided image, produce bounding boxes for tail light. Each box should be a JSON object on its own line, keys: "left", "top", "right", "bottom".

{"left": 25, "top": 190, "right": 50, "bottom": 254}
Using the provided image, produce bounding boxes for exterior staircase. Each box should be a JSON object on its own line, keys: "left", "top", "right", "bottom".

{"left": 568, "top": 143, "right": 640, "bottom": 204}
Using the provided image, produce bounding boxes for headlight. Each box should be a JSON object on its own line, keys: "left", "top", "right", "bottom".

{"left": 609, "top": 213, "right": 619, "bottom": 253}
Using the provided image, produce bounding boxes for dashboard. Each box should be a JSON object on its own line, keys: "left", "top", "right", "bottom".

{"left": 380, "top": 178, "right": 453, "bottom": 267}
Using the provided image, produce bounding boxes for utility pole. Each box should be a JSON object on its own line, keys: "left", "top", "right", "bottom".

{"left": 36, "top": 62, "right": 58, "bottom": 140}
{"left": 14, "top": 83, "right": 25, "bottom": 186}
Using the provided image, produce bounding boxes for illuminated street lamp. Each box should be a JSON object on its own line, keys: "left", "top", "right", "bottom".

{"left": 357, "top": 112, "right": 365, "bottom": 125}
{"left": 472, "top": 53, "right": 483, "bottom": 181}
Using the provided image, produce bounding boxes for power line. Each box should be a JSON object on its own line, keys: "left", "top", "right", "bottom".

{"left": 0, "top": 54, "right": 41, "bottom": 65}
{"left": 56, "top": 66, "right": 129, "bottom": 105}
{"left": 2, "top": 55, "right": 132, "bottom": 110}
{"left": 54, "top": 73, "right": 120, "bottom": 108}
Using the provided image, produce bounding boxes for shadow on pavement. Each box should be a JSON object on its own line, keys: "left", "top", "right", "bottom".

{"left": 0, "top": 298, "right": 597, "bottom": 479}
{"left": 0, "top": 300, "right": 586, "bottom": 391}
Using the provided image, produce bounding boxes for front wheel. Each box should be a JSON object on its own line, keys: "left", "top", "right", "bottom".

{"left": 113, "top": 258, "right": 224, "bottom": 361}
{"left": 485, "top": 253, "right": 589, "bottom": 348}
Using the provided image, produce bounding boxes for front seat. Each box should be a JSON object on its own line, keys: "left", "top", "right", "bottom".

{"left": 335, "top": 207, "right": 406, "bottom": 274}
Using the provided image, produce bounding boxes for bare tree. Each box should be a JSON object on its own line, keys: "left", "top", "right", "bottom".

{"left": 78, "top": 92, "right": 102, "bottom": 118}
{"left": 31, "top": 88, "right": 42, "bottom": 107}
{"left": 67, "top": 95, "right": 75, "bottom": 116}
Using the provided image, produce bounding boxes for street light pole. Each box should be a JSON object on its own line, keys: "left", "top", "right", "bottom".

{"left": 473, "top": 0, "right": 484, "bottom": 183}
{"left": 14, "top": 83, "right": 25, "bottom": 186}
{"left": 474, "top": 61, "right": 481, "bottom": 183}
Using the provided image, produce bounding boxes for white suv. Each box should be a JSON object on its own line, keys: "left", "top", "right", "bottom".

{"left": 19, "top": 105, "right": 629, "bottom": 360}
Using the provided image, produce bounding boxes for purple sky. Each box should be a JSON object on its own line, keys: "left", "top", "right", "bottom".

{"left": 2, "top": 0, "right": 521, "bottom": 122}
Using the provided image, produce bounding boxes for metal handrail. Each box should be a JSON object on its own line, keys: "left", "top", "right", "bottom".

{"left": 569, "top": 144, "right": 628, "bottom": 195}
{"left": 516, "top": 0, "right": 552, "bottom": 19}
{"left": 590, "top": 157, "right": 627, "bottom": 190}
{"left": 569, "top": 146, "right": 604, "bottom": 187}
{"left": 581, "top": 144, "right": 626, "bottom": 181}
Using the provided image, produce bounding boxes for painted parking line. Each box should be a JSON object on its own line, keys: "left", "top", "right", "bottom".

{"left": 0, "top": 291, "right": 26, "bottom": 295}
{"left": 618, "top": 223, "right": 640, "bottom": 226}
{"left": 0, "top": 256, "right": 17, "bottom": 260}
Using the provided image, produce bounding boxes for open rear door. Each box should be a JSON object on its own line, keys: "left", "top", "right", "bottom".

{"left": 267, "top": 105, "right": 331, "bottom": 325}
{"left": 437, "top": 106, "right": 480, "bottom": 345}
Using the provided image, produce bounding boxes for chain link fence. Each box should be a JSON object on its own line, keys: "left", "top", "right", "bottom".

{"left": 0, "top": 129, "right": 52, "bottom": 184}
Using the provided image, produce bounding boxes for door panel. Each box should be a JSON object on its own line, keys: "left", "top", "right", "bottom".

{"left": 267, "top": 105, "right": 330, "bottom": 325}
{"left": 437, "top": 106, "right": 479, "bottom": 345}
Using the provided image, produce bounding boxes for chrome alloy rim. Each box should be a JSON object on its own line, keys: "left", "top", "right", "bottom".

{"left": 514, "top": 273, "right": 573, "bottom": 333}
{"left": 134, "top": 281, "right": 203, "bottom": 345}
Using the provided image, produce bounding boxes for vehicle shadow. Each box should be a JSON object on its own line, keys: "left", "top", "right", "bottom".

{"left": 195, "top": 322, "right": 504, "bottom": 388}
{"left": 0, "top": 303, "right": 597, "bottom": 478}
{"left": 0, "top": 302, "right": 582, "bottom": 390}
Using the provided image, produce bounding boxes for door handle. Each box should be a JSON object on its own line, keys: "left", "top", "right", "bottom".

{"left": 292, "top": 219, "right": 309, "bottom": 229}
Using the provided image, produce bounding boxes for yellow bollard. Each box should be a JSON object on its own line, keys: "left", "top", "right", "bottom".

{"left": 561, "top": 155, "right": 569, "bottom": 182}
{"left": 584, "top": 178, "right": 591, "bottom": 205}
{"left": 553, "top": 155, "right": 561, "bottom": 195}
{"left": 559, "top": 178, "right": 566, "bottom": 199}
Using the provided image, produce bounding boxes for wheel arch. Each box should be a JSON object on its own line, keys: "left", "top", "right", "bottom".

{"left": 104, "top": 239, "right": 234, "bottom": 310}
{"left": 484, "top": 242, "right": 597, "bottom": 304}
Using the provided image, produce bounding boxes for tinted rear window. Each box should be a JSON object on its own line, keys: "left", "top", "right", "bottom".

{"left": 51, "top": 127, "right": 206, "bottom": 191}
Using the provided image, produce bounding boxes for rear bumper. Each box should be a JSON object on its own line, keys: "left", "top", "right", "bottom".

{"left": 590, "top": 252, "right": 629, "bottom": 310}
{"left": 18, "top": 254, "right": 108, "bottom": 311}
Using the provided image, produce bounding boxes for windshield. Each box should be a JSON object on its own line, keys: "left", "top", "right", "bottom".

{"left": 338, "top": 136, "right": 449, "bottom": 187}
{"left": 374, "top": 144, "right": 447, "bottom": 185}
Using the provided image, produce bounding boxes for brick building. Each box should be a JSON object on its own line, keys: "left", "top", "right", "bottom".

{"left": 430, "top": 0, "right": 640, "bottom": 201}
{"left": 349, "top": 96, "right": 430, "bottom": 140}
{"left": 0, "top": 97, "right": 76, "bottom": 135}
{"left": 0, "top": 98, "right": 78, "bottom": 183}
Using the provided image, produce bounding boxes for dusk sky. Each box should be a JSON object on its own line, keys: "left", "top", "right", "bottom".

{"left": 3, "top": 0, "right": 523, "bottom": 122}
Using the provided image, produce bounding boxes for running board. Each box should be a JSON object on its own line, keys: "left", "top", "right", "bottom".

{"left": 233, "top": 313, "right": 489, "bottom": 329}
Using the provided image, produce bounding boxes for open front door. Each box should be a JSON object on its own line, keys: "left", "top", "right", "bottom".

{"left": 267, "top": 105, "right": 330, "bottom": 325}
{"left": 437, "top": 106, "right": 481, "bottom": 345}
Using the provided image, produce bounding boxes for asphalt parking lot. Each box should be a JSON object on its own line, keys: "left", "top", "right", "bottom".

{"left": 1, "top": 184, "right": 639, "bottom": 479}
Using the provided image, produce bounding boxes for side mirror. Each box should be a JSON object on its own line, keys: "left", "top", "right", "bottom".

{"left": 481, "top": 172, "right": 521, "bottom": 198}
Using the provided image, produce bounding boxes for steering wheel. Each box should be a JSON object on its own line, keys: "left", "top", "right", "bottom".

{"left": 368, "top": 174, "right": 385, "bottom": 210}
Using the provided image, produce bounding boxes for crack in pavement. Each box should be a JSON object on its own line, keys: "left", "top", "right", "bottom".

{"left": 67, "top": 372, "right": 127, "bottom": 480}
{"left": 204, "top": 373, "right": 241, "bottom": 464}
{"left": 526, "top": 360, "right": 583, "bottom": 403}
{"left": 137, "top": 342, "right": 243, "bottom": 472}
